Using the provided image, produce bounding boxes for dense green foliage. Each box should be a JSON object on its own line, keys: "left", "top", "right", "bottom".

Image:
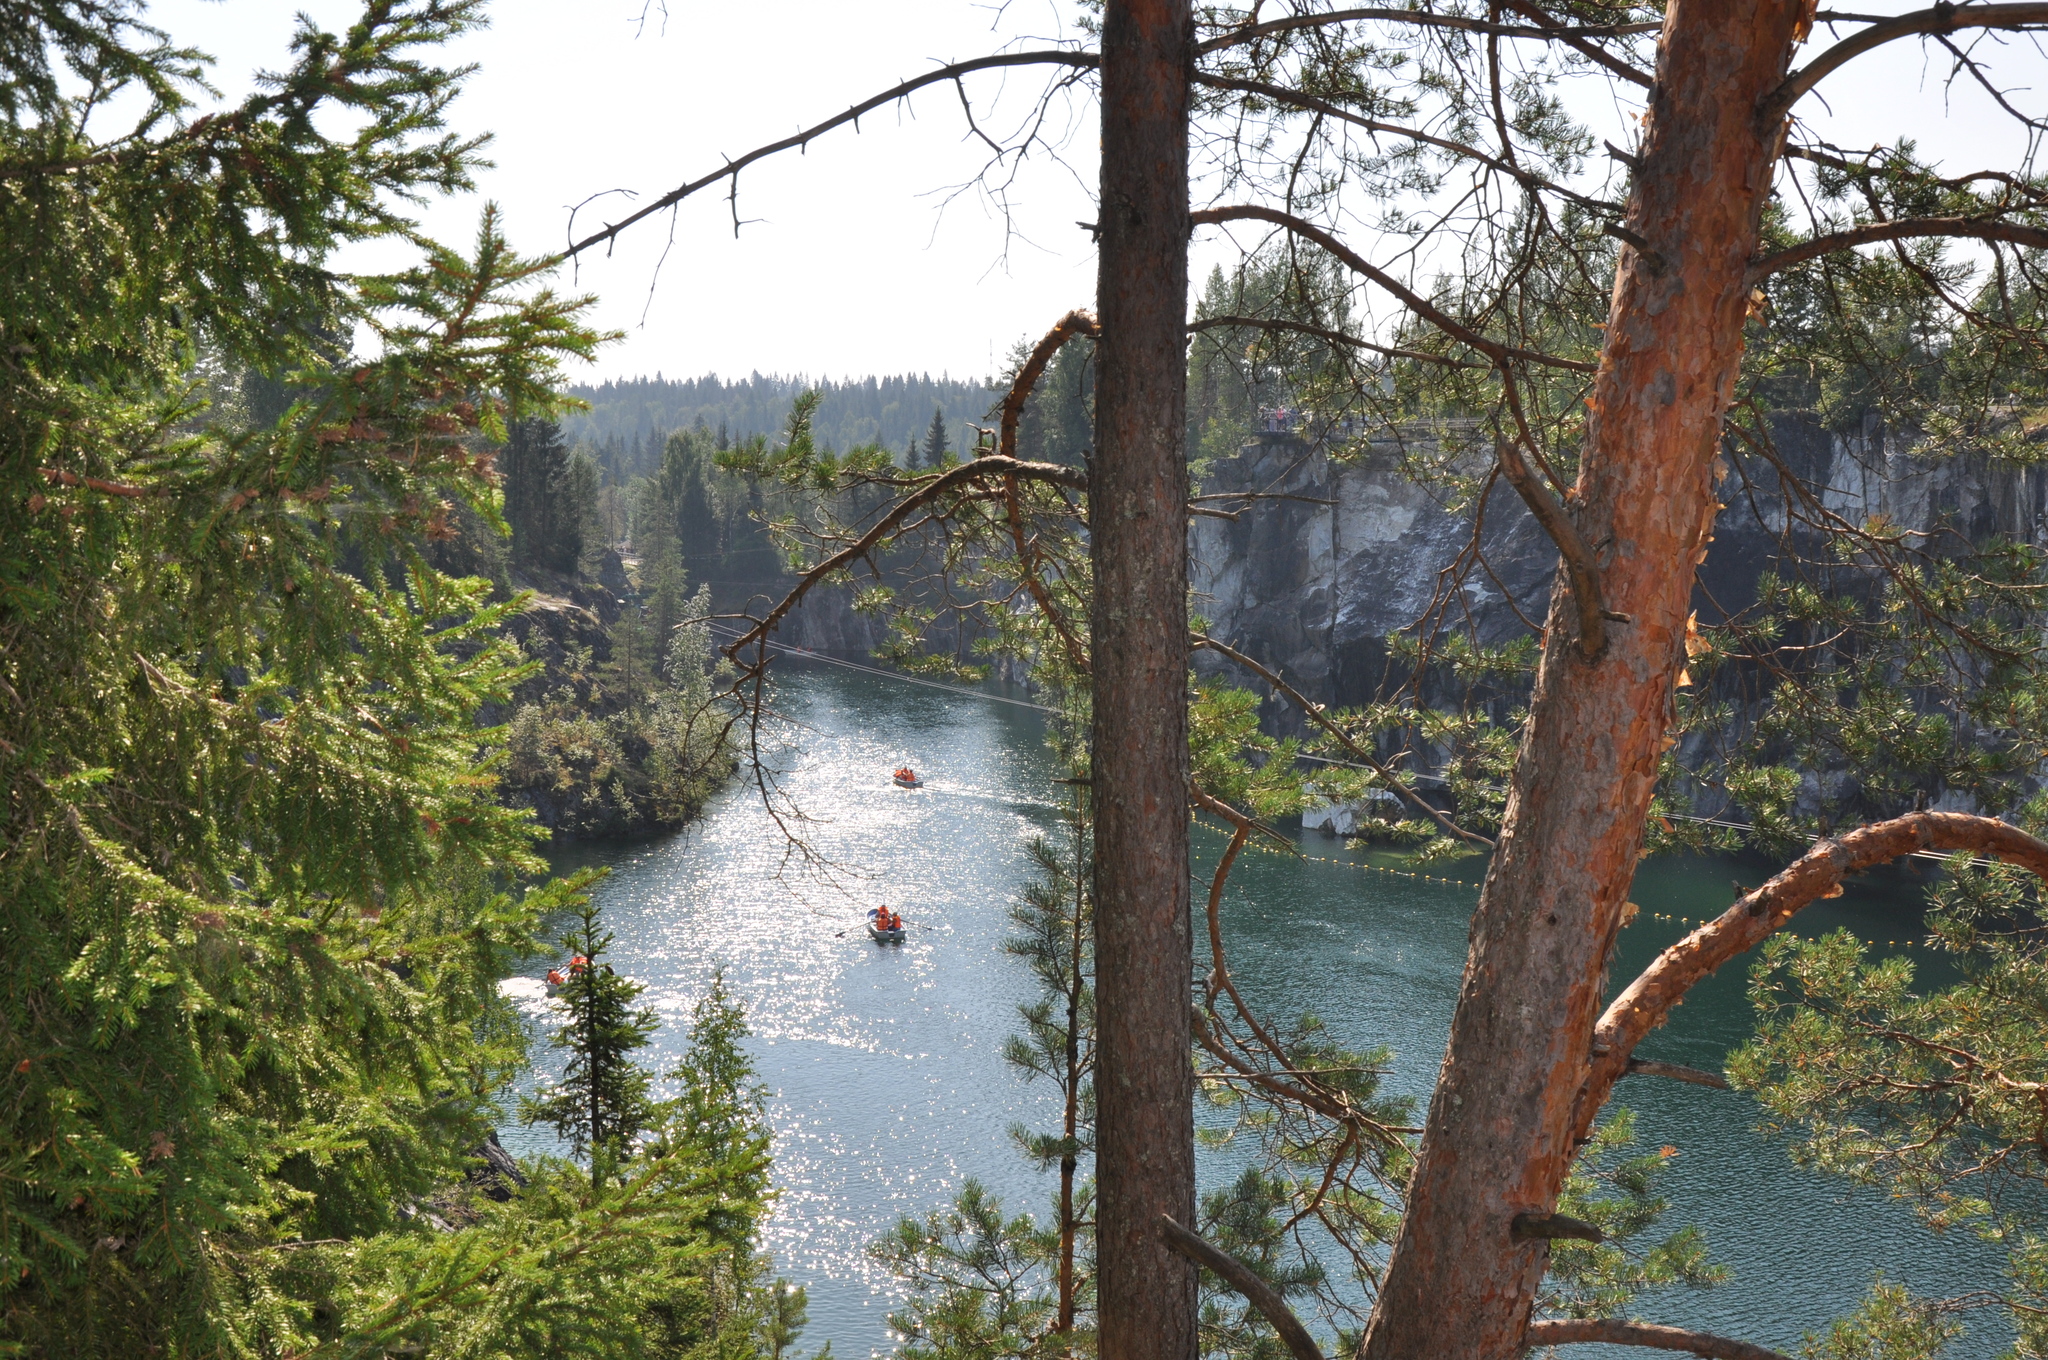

{"left": 1734, "top": 857, "right": 2048, "bottom": 1358}
{"left": 500, "top": 583, "right": 736, "bottom": 839}
{"left": 0, "top": 5, "right": 773, "bottom": 1354}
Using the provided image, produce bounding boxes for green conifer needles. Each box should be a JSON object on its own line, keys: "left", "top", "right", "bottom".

{"left": 523, "top": 902, "right": 664, "bottom": 1186}
{"left": 0, "top": 4, "right": 711, "bottom": 1352}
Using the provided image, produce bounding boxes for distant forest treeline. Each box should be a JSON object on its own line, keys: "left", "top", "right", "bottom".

{"left": 564, "top": 372, "right": 1003, "bottom": 481}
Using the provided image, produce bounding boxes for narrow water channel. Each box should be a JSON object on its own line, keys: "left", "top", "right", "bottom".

{"left": 503, "top": 659, "right": 2006, "bottom": 1357}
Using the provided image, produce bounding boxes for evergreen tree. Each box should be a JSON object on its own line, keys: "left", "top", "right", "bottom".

{"left": 875, "top": 766, "right": 1096, "bottom": 1352}
{"left": 922, "top": 404, "right": 950, "bottom": 466}
{"left": 668, "top": 972, "right": 773, "bottom": 1243}
{"left": 605, "top": 601, "right": 660, "bottom": 716}
{"left": 0, "top": 2, "right": 769, "bottom": 1350}
{"left": 564, "top": 444, "right": 603, "bottom": 573}
{"left": 522, "top": 900, "right": 662, "bottom": 1187}
{"left": 679, "top": 454, "right": 720, "bottom": 569}
{"left": 636, "top": 429, "right": 708, "bottom": 635}
{"left": 1001, "top": 787, "right": 1097, "bottom": 1338}
{"left": 503, "top": 416, "right": 585, "bottom": 574}
{"left": 905, "top": 432, "right": 923, "bottom": 471}
{"left": 763, "top": 1280, "right": 822, "bottom": 1360}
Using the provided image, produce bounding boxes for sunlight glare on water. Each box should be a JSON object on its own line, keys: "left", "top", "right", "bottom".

{"left": 502, "top": 659, "right": 2009, "bottom": 1358}
{"left": 506, "top": 663, "right": 1072, "bottom": 1349}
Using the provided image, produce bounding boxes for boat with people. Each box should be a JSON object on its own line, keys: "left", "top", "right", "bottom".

{"left": 867, "top": 907, "right": 906, "bottom": 945}
{"left": 892, "top": 766, "right": 922, "bottom": 788}
{"left": 544, "top": 954, "right": 589, "bottom": 994}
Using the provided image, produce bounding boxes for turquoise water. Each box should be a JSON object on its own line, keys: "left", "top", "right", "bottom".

{"left": 503, "top": 660, "right": 2007, "bottom": 1357}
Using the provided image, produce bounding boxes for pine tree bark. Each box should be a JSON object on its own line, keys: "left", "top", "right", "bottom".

{"left": 1091, "top": 5, "right": 1197, "bottom": 1360}
{"left": 1360, "top": 1, "right": 1815, "bottom": 1356}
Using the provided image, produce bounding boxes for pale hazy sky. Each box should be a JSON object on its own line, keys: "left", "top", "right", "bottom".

{"left": 153, "top": 2, "right": 2038, "bottom": 386}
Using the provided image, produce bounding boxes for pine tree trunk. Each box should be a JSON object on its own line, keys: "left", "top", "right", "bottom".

{"left": 1360, "top": 2, "right": 1812, "bottom": 1356}
{"left": 1058, "top": 811, "right": 1084, "bottom": 1336}
{"left": 1092, "top": 5, "right": 1197, "bottom": 1360}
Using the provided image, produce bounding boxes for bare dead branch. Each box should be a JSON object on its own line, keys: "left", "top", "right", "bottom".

{"left": 1192, "top": 788, "right": 1305, "bottom": 1074}
{"left": 1765, "top": 3, "right": 2048, "bottom": 121}
{"left": 1526, "top": 1319, "right": 1793, "bottom": 1360}
{"left": 1159, "top": 1215, "right": 1326, "bottom": 1360}
{"left": 1000, "top": 309, "right": 1100, "bottom": 460}
{"left": 997, "top": 309, "right": 1099, "bottom": 673}
{"left": 563, "top": 50, "right": 1099, "bottom": 258}
{"left": 1580, "top": 812, "right": 2048, "bottom": 1141}
{"left": 1190, "top": 490, "right": 1338, "bottom": 507}
{"left": 1751, "top": 216, "right": 2048, "bottom": 280}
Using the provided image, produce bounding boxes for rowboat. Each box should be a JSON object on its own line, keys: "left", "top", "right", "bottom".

{"left": 892, "top": 766, "right": 923, "bottom": 789}
{"left": 544, "top": 955, "right": 589, "bottom": 994}
{"left": 867, "top": 908, "right": 906, "bottom": 945}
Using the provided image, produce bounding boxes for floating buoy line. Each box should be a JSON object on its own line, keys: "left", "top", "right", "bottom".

{"left": 710, "top": 631, "right": 1939, "bottom": 953}
{"left": 1199, "top": 815, "right": 1942, "bottom": 952}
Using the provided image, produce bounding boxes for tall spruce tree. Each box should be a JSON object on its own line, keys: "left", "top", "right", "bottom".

{"left": 0, "top": 2, "right": 764, "bottom": 1351}
{"left": 502, "top": 416, "right": 584, "bottom": 574}
{"left": 678, "top": 448, "right": 721, "bottom": 571}
{"left": 523, "top": 901, "right": 662, "bottom": 1187}
{"left": 922, "top": 405, "right": 950, "bottom": 467}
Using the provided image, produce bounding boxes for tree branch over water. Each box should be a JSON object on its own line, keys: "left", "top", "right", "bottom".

{"left": 1526, "top": 1318, "right": 1794, "bottom": 1360}
{"left": 1579, "top": 811, "right": 2048, "bottom": 1142}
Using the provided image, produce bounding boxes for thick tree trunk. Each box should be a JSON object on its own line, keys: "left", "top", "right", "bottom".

{"left": 1360, "top": 2, "right": 1813, "bottom": 1357}
{"left": 1092, "top": 5, "right": 1196, "bottom": 1360}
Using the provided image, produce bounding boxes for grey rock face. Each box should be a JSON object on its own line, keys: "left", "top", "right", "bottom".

{"left": 1190, "top": 430, "right": 1554, "bottom": 723}
{"left": 1192, "top": 418, "right": 2048, "bottom": 750}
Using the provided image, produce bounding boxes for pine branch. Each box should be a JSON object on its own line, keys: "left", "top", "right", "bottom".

{"left": 1767, "top": 3, "right": 2048, "bottom": 122}
{"left": 1195, "top": 6, "right": 1661, "bottom": 55}
{"left": 1526, "top": 1318, "right": 1793, "bottom": 1360}
{"left": 1751, "top": 216, "right": 2048, "bottom": 280}
{"left": 1580, "top": 811, "right": 2048, "bottom": 1142}
{"left": 1191, "top": 633, "right": 1494, "bottom": 848}
{"left": 1159, "top": 1215, "right": 1325, "bottom": 1360}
